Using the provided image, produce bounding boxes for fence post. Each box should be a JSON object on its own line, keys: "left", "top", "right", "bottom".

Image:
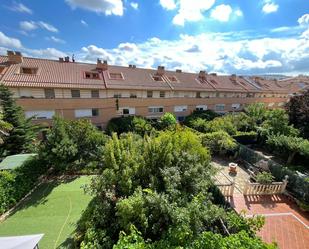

{"left": 280, "top": 175, "right": 289, "bottom": 193}
{"left": 243, "top": 180, "right": 250, "bottom": 195}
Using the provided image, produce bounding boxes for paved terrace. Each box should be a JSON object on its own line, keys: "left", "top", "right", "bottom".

{"left": 212, "top": 157, "right": 309, "bottom": 249}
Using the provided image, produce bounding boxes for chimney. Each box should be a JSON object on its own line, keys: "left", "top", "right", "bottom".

{"left": 59, "top": 57, "right": 64, "bottom": 62}
{"left": 176, "top": 69, "right": 182, "bottom": 73}
{"left": 7, "top": 51, "right": 23, "bottom": 64}
{"left": 64, "top": 56, "right": 70, "bottom": 62}
{"left": 199, "top": 70, "right": 207, "bottom": 79}
{"left": 97, "top": 59, "right": 108, "bottom": 71}
{"left": 231, "top": 74, "right": 237, "bottom": 81}
{"left": 157, "top": 66, "right": 165, "bottom": 76}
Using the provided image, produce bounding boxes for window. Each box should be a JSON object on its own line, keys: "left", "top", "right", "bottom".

{"left": 92, "top": 109, "right": 99, "bottom": 117}
{"left": 215, "top": 104, "right": 225, "bottom": 111}
{"left": 196, "top": 105, "right": 207, "bottom": 111}
{"left": 177, "top": 116, "right": 185, "bottom": 122}
{"left": 168, "top": 76, "right": 178, "bottom": 82}
{"left": 114, "top": 93, "right": 122, "bottom": 98}
{"left": 152, "top": 75, "right": 163, "bottom": 81}
{"left": 196, "top": 92, "right": 201, "bottom": 98}
{"left": 121, "top": 107, "right": 135, "bottom": 115}
{"left": 25, "top": 110, "right": 55, "bottom": 120}
{"left": 71, "top": 89, "right": 80, "bottom": 98}
{"left": 147, "top": 91, "right": 153, "bottom": 98}
{"left": 20, "top": 67, "right": 38, "bottom": 75}
{"left": 91, "top": 90, "right": 100, "bottom": 98}
{"left": 109, "top": 72, "right": 124, "bottom": 80}
{"left": 130, "top": 93, "right": 137, "bottom": 98}
{"left": 44, "top": 89, "right": 55, "bottom": 99}
{"left": 232, "top": 104, "right": 240, "bottom": 110}
{"left": 174, "top": 105, "right": 188, "bottom": 112}
{"left": 75, "top": 109, "right": 99, "bottom": 118}
{"left": 85, "top": 72, "right": 100, "bottom": 79}
{"left": 149, "top": 106, "right": 164, "bottom": 113}
{"left": 20, "top": 88, "right": 32, "bottom": 98}
{"left": 159, "top": 91, "right": 165, "bottom": 98}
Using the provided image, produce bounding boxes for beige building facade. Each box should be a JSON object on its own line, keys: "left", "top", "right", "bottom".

{"left": 0, "top": 51, "right": 308, "bottom": 129}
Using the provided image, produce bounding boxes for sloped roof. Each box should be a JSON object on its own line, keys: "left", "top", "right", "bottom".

{"left": 0, "top": 55, "right": 305, "bottom": 93}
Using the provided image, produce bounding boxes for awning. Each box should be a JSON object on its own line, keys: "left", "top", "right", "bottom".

{"left": 0, "top": 234, "right": 44, "bottom": 249}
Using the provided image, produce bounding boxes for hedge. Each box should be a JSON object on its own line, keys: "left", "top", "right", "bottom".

{"left": 233, "top": 131, "right": 257, "bottom": 144}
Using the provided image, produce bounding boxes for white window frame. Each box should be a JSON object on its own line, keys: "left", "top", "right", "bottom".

{"left": 121, "top": 107, "right": 136, "bottom": 115}
{"left": 196, "top": 105, "right": 207, "bottom": 111}
{"left": 231, "top": 103, "right": 240, "bottom": 110}
{"left": 174, "top": 105, "right": 188, "bottom": 112}
{"left": 148, "top": 106, "right": 164, "bottom": 113}
{"left": 25, "top": 110, "right": 55, "bottom": 120}
{"left": 20, "top": 88, "right": 32, "bottom": 98}
{"left": 74, "top": 109, "right": 93, "bottom": 118}
{"left": 215, "top": 104, "right": 225, "bottom": 111}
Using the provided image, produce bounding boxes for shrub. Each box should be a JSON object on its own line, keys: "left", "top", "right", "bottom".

{"left": 40, "top": 116, "right": 109, "bottom": 172}
{"left": 256, "top": 172, "right": 275, "bottom": 184}
{"left": 201, "top": 131, "right": 238, "bottom": 155}
{"left": 158, "top": 113, "right": 177, "bottom": 130}
{"left": 233, "top": 131, "right": 258, "bottom": 144}
{"left": 184, "top": 110, "right": 219, "bottom": 127}
{"left": 0, "top": 156, "right": 46, "bottom": 215}
{"left": 204, "top": 117, "right": 237, "bottom": 135}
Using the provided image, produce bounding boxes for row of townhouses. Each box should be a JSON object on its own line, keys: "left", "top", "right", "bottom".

{"left": 0, "top": 51, "right": 308, "bottom": 129}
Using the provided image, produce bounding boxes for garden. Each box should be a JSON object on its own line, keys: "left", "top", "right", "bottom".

{"left": 0, "top": 83, "right": 309, "bottom": 248}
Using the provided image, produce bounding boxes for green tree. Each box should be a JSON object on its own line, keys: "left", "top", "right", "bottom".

{"left": 159, "top": 112, "right": 177, "bottom": 129}
{"left": 0, "top": 84, "right": 39, "bottom": 155}
{"left": 245, "top": 103, "right": 268, "bottom": 127}
{"left": 286, "top": 90, "right": 309, "bottom": 139}
{"left": 201, "top": 131, "right": 238, "bottom": 155}
{"left": 266, "top": 135, "right": 309, "bottom": 164}
{"left": 41, "top": 116, "right": 108, "bottom": 172}
{"left": 0, "top": 117, "right": 12, "bottom": 145}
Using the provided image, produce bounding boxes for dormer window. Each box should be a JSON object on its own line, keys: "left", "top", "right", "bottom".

{"left": 85, "top": 72, "right": 100, "bottom": 79}
{"left": 109, "top": 72, "right": 124, "bottom": 80}
{"left": 20, "top": 67, "right": 38, "bottom": 75}
{"left": 152, "top": 75, "right": 163, "bottom": 81}
{"left": 168, "top": 76, "right": 178, "bottom": 82}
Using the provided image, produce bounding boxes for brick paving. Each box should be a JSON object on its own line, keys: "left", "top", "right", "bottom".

{"left": 231, "top": 194, "right": 309, "bottom": 249}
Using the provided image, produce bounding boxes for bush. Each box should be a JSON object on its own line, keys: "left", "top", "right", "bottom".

{"left": 40, "top": 116, "right": 109, "bottom": 172}
{"left": 106, "top": 116, "right": 154, "bottom": 135}
{"left": 256, "top": 172, "right": 275, "bottom": 184}
{"left": 201, "top": 131, "right": 238, "bottom": 155}
{"left": 0, "top": 156, "right": 46, "bottom": 214}
{"left": 184, "top": 110, "right": 219, "bottom": 127}
{"left": 158, "top": 113, "right": 177, "bottom": 130}
{"left": 233, "top": 131, "right": 258, "bottom": 144}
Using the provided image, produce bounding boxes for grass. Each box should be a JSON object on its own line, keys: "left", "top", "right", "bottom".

{"left": 0, "top": 175, "right": 93, "bottom": 249}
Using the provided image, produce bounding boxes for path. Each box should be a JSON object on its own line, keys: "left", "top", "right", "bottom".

{"left": 213, "top": 157, "right": 309, "bottom": 249}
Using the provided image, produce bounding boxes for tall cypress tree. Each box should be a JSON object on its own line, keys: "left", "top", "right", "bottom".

{"left": 0, "top": 84, "right": 40, "bottom": 155}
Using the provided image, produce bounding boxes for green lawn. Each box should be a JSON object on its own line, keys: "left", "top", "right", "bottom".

{"left": 0, "top": 176, "right": 93, "bottom": 249}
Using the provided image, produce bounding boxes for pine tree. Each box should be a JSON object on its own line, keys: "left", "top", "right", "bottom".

{"left": 0, "top": 84, "right": 40, "bottom": 155}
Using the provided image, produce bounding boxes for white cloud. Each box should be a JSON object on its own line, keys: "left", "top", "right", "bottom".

{"left": 8, "top": 2, "right": 32, "bottom": 14}
{"left": 172, "top": 0, "right": 215, "bottom": 26}
{"left": 118, "top": 42, "right": 138, "bottom": 52}
{"left": 159, "top": 0, "right": 177, "bottom": 10}
{"left": 65, "top": 0, "right": 124, "bottom": 16}
{"left": 46, "top": 36, "right": 66, "bottom": 44}
{"left": 210, "top": 4, "right": 233, "bottom": 22}
{"left": 262, "top": 2, "right": 279, "bottom": 14}
{"left": 0, "top": 31, "right": 22, "bottom": 48}
{"left": 20, "top": 21, "right": 58, "bottom": 33}
{"left": 19, "top": 21, "right": 37, "bottom": 31}
{"left": 81, "top": 20, "right": 88, "bottom": 27}
{"left": 130, "top": 2, "right": 138, "bottom": 10}
{"left": 235, "top": 9, "right": 243, "bottom": 17}
{"left": 38, "top": 22, "right": 58, "bottom": 33}
{"left": 298, "top": 14, "right": 309, "bottom": 26}
{"left": 25, "top": 48, "right": 67, "bottom": 59}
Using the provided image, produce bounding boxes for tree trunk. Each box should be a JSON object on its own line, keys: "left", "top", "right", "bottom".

{"left": 287, "top": 151, "right": 296, "bottom": 164}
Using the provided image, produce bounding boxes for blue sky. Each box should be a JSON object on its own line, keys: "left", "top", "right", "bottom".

{"left": 0, "top": 0, "right": 309, "bottom": 75}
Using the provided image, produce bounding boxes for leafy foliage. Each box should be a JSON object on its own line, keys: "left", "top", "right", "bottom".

{"left": 201, "top": 131, "right": 238, "bottom": 155}
{"left": 158, "top": 112, "right": 177, "bottom": 130}
{"left": 0, "top": 156, "right": 46, "bottom": 214}
{"left": 0, "top": 84, "right": 40, "bottom": 156}
{"left": 256, "top": 172, "right": 275, "bottom": 184}
{"left": 266, "top": 135, "right": 309, "bottom": 164}
{"left": 286, "top": 89, "right": 309, "bottom": 139}
{"left": 184, "top": 110, "right": 219, "bottom": 127}
{"left": 245, "top": 103, "right": 268, "bottom": 127}
{"left": 40, "top": 116, "right": 108, "bottom": 172}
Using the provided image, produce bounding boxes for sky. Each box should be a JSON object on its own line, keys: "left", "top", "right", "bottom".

{"left": 0, "top": 0, "right": 309, "bottom": 75}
